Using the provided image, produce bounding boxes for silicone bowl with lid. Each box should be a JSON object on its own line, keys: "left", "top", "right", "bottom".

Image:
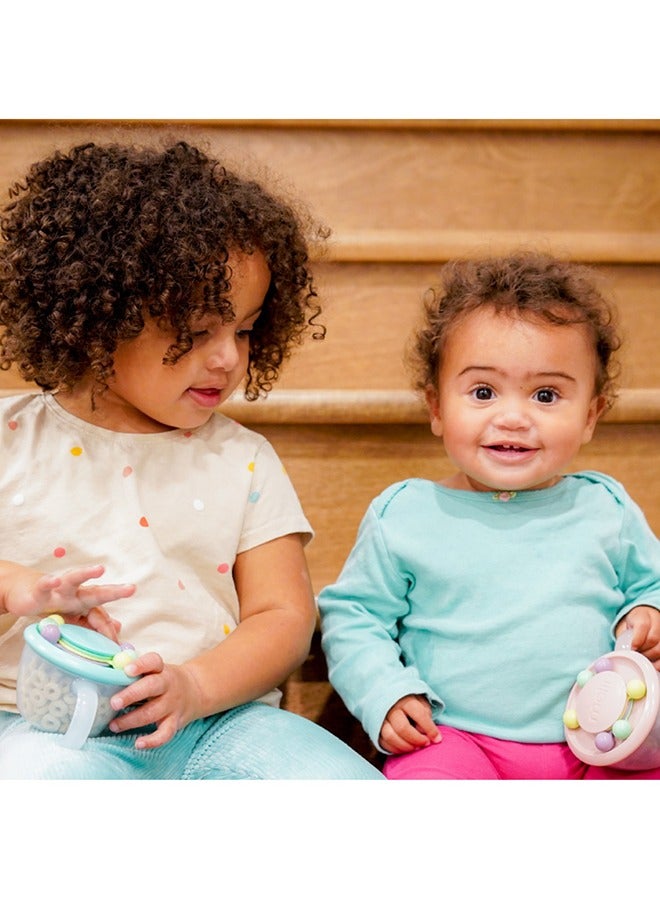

{"left": 17, "top": 616, "right": 139, "bottom": 749}
{"left": 563, "top": 630, "right": 660, "bottom": 770}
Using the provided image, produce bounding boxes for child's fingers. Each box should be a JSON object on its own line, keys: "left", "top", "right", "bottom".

{"left": 108, "top": 652, "right": 165, "bottom": 714}
{"left": 402, "top": 699, "right": 441, "bottom": 742}
{"left": 379, "top": 722, "right": 419, "bottom": 755}
{"left": 134, "top": 717, "right": 178, "bottom": 750}
{"left": 57, "top": 564, "right": 107, "bottom": 590}
{"left": 84, "top": 605, "right": 122, "bottom": 642}
{"left": 122, "top": 651, "right": 164, "bottom": 679}
{"left": 638, "top": 632, "right": 660, "bottom": 662}
{"left": 77, "top": 581, "right": 136, "bottom": 606}
{"left": 109, "top": 693, "right": 160, "bottom": 732}
{"left": 620, "top": 609, "right": 660, "bottom": 664}
{"left": 385, "top": 708, "right": 433, "bottom": 750}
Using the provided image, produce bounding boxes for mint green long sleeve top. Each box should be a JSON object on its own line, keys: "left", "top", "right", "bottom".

{"left": 318, "top": 472, "right": 660, "bottom": 749}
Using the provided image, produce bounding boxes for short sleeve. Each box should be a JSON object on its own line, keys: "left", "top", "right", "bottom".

{"left": 236, "top": 438, "right": 313, "bottom": 554}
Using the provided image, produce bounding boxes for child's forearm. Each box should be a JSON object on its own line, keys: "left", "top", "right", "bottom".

{"left": 182, "top": 605, "right": 315, "bottom": 717}
{"left": 108, "top": 535, "right": 318, "bottom": 748}
{"left": 183, "top": 531, "right": 317, "bottom": 716}
{"left": 107, "top": 604, "right": 316, "bottom": 750}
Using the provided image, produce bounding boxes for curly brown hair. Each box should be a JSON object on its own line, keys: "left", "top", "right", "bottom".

{"left": 408, "top": 251, "right": 622, "bottom": 410}
{"left": 0, "top": 141, "right": 327, "bottom": 400}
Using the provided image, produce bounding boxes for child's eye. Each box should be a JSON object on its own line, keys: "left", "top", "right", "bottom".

{"left": 472, "top": 385, "right": 494, "bottom": 401}
{"left": 236, "top": 327, "right": 253, "bottom": 340}
{"left": 535, "top": 388, "right": 558, "bottom": 404}
{"left": 191, "top": 329, "right": 210, "bottom": 340}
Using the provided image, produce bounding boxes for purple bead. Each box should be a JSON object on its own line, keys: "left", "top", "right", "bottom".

{"left": 595, "top": 731, "right": 615, "bottom": 752}
{"left": 39, "top": 622, "right": 60, "bottom": 644}
{"left": 120, "top": 642, "right": 135, "bottom": 652}
{"left": 594, "top": 658, "right": 614, "bottom": 673}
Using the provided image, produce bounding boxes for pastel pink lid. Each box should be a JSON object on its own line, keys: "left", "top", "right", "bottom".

{"left": 563, "top": 648, "right": 660, "bottom": 766}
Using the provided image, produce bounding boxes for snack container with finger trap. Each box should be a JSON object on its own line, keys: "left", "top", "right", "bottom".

{"left": 563, "top": 629, "right": 660, "bottom": 770}
{"left": 17, "top": 615, "right": 139, "bottom": 750}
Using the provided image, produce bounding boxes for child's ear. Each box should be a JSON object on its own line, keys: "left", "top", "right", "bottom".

{"left": 581, "top": 393, "right": 607, "bottom": 445}
{"left": 425, "top": 385, "right": 443, "bottom": 438}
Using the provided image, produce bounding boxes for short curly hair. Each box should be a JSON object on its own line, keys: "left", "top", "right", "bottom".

{"left": 408, "top": 251, "right": 622, "bottom": 410}
{"left": 0, "top": 140, "right": 327, "bottom": 400}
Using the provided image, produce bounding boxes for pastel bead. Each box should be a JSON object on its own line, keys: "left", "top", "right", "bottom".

{"left": 111, "top": 649, "right": 137, "bottom": 670}
{"left": 39, "top": 622, "right": 61, "bottom": 643}
{"left": 627, "top": 679, "right": 646, "bottom": 700}
{"left": 576, "top": 669, "right": 593, "bottom": 687}
{"left": 595, "top": 731, "right": 615, "bottom": 752}
{"left": 612, "top": 719, "right": 633, "bottom": 741}
{"left": 594, "top": 658, "right": 614, "bottom": 673}
{"left": 563, "top": 709, "right": 580, "bottom": 730}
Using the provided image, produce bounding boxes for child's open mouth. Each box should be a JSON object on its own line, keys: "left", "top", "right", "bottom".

{"left": 488, "top": 444, "right": 531, "bottom": 452}
{"left": 187, "top": 387, "right": 222, "bottom": 408}
{"left": 484, "top": 444, "right": 538, "bottom": 461}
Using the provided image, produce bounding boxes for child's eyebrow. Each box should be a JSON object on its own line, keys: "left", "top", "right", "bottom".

{"left": 458, "top": 365, "right": 577, "bottom": 383}
{"left": 457, "top": 365, "right": 503, "bottom": 378}
{"left": 535, "top": 370, "right": 578, "bottom": 383}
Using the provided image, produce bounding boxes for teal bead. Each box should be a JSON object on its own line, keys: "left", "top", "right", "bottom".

{"left": 612, "top": 719, "right": 633, "bottom": 740}
{"left": 576, "top": 669, "right": 593, "bottom": 687}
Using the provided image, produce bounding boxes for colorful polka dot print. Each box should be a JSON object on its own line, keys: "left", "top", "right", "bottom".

{"left": 1, "top": 394, "right": 310, "bottom": 689}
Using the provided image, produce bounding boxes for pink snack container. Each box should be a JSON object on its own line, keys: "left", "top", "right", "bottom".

{"left": 563, "top": 629, "right": 660, "bottom": 770}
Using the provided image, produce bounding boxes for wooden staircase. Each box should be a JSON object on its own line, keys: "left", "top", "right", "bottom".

{"left": 1, "top": 119, "right": 659, "bottom": 596}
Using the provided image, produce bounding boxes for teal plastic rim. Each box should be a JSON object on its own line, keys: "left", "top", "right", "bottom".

{"left": 23, "top": 623, "right": 137, "bottom": 686}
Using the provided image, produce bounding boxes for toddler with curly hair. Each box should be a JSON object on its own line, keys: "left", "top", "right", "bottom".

{"left": 0, "top": 139, "right": 383, "bottom": 779}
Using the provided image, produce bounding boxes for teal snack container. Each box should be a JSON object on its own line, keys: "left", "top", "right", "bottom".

{"left": 17, "top": 616, "right": 139, "bottom": 749}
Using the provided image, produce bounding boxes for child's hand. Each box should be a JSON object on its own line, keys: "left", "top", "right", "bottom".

{"left": 108, "top": 652, "right": 204, "bottom": 749}
{"left": 616, "top": 605, "right": 660, "bottom": 670}
{"left": 2, "top": 562, "right": 135, "bottom": 642}
{"left": 379, "top": 693, "right": 441, "bottom": 755}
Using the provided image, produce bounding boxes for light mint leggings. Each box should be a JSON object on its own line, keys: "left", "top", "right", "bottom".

{"left": 0, "top": 704, "right": 383, "bottom": 779}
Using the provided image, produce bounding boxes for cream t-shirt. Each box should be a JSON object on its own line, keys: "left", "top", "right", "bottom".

{"left": 0, "top": 392, "right": 312, "bottom": 712}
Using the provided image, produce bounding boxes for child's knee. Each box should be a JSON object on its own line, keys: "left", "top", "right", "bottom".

{"left": 0, "top": 719, "right": 125, "bottom": 778}
{"left": 0, "top": 727, "right": 81, "bottom": 778}
{"left": 184, "top": 704, "right": 384, "bottom": 779}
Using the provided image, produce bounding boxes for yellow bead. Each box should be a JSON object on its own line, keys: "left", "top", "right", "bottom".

{"left": 627, "top": 679, "right": 647, "bottom": 700}
{"left": 111, "top": 649, "right": 137, "bottom": 670}
{"left": 563, "top": 709, "right": 580, "bottom": 729}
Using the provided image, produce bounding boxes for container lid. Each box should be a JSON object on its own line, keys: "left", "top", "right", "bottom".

{"left": 563, "top": 648, "right": 659, "bottom": 766}
{"left": 24, "top": 618, "right": 138, "bottom": 686}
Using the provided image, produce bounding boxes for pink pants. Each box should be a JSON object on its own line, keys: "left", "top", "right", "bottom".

{"left": 383, "top": 726, "right": 660, "bottom": 780}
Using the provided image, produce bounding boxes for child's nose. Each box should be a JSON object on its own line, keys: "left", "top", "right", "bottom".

{"left": 206, "top": 336, "right": 240, "bottom": 371}
{"left": 493, "top": 400, "right": 532, "bottom": 429}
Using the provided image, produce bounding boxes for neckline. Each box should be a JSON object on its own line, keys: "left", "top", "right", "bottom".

{"left": 41, "top": 392, "right": 207, "bottom": 442}
{"left": 429, "top": 477, "right": 569, "bottom": 503}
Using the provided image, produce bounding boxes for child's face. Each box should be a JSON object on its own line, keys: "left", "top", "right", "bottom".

{"left": 91, "top": 251, "right": 270, "bottom": 432}
{"left": 426, "top": 306, "right": 605, "bottom": 493}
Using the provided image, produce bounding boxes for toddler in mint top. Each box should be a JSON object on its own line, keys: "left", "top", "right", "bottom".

{"left": 318, "top": 251, "right": 660, "bottom": 780}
